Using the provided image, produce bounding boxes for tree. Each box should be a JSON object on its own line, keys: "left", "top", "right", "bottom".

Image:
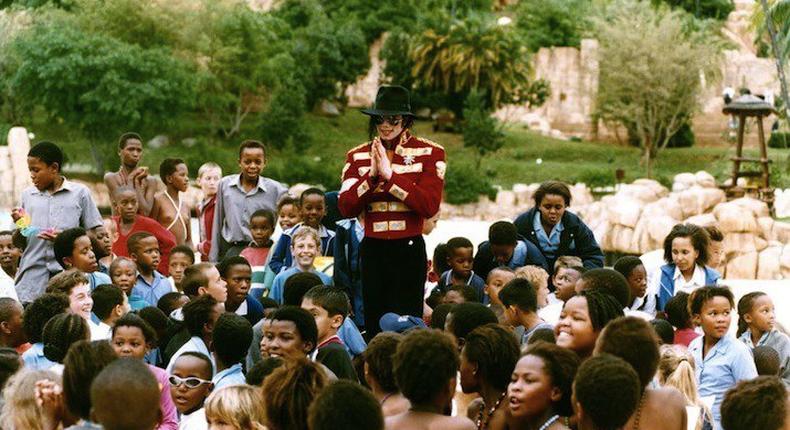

{"left": 593, "top": 0, "right": 721, "bottom": 178}
{"left": 511, "top": 0, "right": 591, "bottom": 52}
{"left": 462, "top": 90, "right": 504, "bottom": 168}
{"left": 653, "top": 0, "right": 734, "bottom": 19}
{"left": 6, "top": 17, "right": 196, "bottom": 173}
{"left": 383, "top": 11, "right": 548, "bottom": 118}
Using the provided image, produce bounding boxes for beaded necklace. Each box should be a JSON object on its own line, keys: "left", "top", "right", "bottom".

{"left": 475, "top": 392, "right": 506, "bottom": 430}
{"left": 538, "top": 414, "right": 560, "bottom": 430}
{"left": 632, "top": 394, "right": 647, "bottom": 430}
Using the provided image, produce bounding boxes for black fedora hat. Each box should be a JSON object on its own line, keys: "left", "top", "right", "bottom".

{"left": 361, "top": 85, "right": 415, "bottom": 117}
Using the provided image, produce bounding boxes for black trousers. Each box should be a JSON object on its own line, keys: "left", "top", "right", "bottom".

{"left": 360, "top": 235, "right": 427, "bottom": 338}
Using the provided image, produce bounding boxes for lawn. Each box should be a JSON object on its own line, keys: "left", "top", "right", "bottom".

{"left": 19, "top": 111, "right": 790, "bottom": 194}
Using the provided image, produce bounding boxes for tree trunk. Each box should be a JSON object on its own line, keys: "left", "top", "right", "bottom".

{"left": 643, "top": 142, "right": 654, "bottom": 179}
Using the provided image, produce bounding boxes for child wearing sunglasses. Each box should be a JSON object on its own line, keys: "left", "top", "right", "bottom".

{"left": 110, "top": 313, "right": 179, "bottom": 429}
{"left": 170, "top": 351, "right": 215, "bottom": 429}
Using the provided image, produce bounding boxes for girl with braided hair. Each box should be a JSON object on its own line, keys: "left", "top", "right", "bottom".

{"left": 554, "top": 289, "right": 623, "bottom": 360}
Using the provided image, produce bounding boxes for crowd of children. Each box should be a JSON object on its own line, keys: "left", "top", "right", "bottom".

{"left": 0, "top": 132, "right": 784, "bottom": 430}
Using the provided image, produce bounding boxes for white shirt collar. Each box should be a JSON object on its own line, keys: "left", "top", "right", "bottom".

{"left": 234, "top": 300, "right": 249, "bottom": 316}
{"left": 672, "top": 264, "right": 706, "bottom": 294}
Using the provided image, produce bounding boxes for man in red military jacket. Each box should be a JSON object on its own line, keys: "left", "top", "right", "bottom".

{"left": 338, "top": 85, "right": 445, "bottom": 338}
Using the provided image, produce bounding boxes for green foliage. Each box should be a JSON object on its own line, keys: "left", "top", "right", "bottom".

{"left": 0, "top": 0, "right": 74, "bottom": 9}
{"left": 267, "top": 154, "right": 342, "bottom": 190}
{"left": 593, "top": 0, "right": 721, "bottom": 177}
{"left": 443, "top": 160, "right": 496, "bottom": 204}
{"left": 6, "top": 14, "right": 195, "bottom": 172}
{"left": 272, "top": 0, "right": 370, "bottom": 108}
{"left": 654, "top": 0, "right": 734, "bottom": 20}
{"left": 260, "top": 75, "right": 311, "bottom": 152}
{"left": 462, "top": 90, "right": 505, "bottom": 167}
{"left": 383, "top": 10, "right": 546, "bottom": 117}
{"left": 511, "top": 0, "right": 590, "bottom": 52}
{"left": 769, "top": 131, "right": 790, "bottom": 148}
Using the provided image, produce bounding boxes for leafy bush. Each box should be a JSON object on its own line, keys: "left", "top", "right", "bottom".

{"left": 511, "top": 0, "right": 590, "bottom": 52}
{"left": 769, "top": 131, "right": 790, "bottom": 148}
{"left": 653, "top": 0, "right": 734, "bottom": 20}
{"left": 266, "top": 153, "right": 342, "bottom": 190}
{"left": 462, "top": 90, "right": 505, "bottom": 167}
{"left": 444, "top": 161, "right": 497, "bottom": 204}
{"left": 260, "top": 75, "right": 311, "bottom": 152}
{"left": 666, "top": 123, "right": 695, "bottom": 148}
{"left": 574, "top": 167, "right": 615, "bottom": 188}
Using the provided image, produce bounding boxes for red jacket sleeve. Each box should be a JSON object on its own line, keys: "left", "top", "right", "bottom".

{"left": 337, "top": 148, "right": 377, "bottom": 218}
{"left": 382, "top": 147, "right": 445, "bottom": 218}
{"left": 145, "top": 217, "right": 176, "bottom": 275}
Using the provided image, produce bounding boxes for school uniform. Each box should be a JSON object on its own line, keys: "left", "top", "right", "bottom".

{"left": 16, "top": 178, "right": 103, "bottom": 303}
{"left": 0, "top": 270, "right": 18, "bottom": 302}
{"left": 21, "top": 342, "right": 57, "bottom": 371}
{"left": 627, "top": 292, "right": 656, "bottom": 318}
{"left": 472, "top": 239, "right": 548, "bottom": 282}
{"left": 208, "top": 174, "right": 287, "bottom": 262}
{"left": 311, "top": 335, "right": 357, "bottom": 381}
{"left": 133, "top": 271, "right": 171, "bottom": 307}
{"left": 212, "top": 363, "right": 246, "bottom": 390}
{"left": 232, "top": 295, "right": 265, "bottom": 327}
{"left": 689, "top": 334, "right": 757, "bottom": 430}
{"left": 333, "top": 218, "right": 365, "bottom": 327}
{"left": 521, "top": 321, "right": 554, "bottom": 345}
{"left": 513, "top": 207, "right": 605, "bottom": 275}
{"left": 91, "top": 321, "right": 112, "bottom": 341}
{"left": 269, "top": 267, "right": 332, "bottom": 305}
{"left": 87, "top": 271, "right": 112, "bottom": 290}
{"left": 268, "top": 223, "right": 336, "bottom": 274}
{"left": 437, "top": 269, "right": 487, "bottom": 303}
{"left": 739, "top": 329, "right": 790, "bottom": 386}
{"left": 650, "top": 263, "right": 720, "bottom": 312}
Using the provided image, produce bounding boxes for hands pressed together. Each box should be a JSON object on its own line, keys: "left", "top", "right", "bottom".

{"left": 370, "top": 139, "right": 393, "bottom": 182}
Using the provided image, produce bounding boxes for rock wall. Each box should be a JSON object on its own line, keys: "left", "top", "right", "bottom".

{"left": 0, "top": 127, "right": 33, "bottom": 209}
{"left": 440, "top": 172, "right": 790, "bottom": 280}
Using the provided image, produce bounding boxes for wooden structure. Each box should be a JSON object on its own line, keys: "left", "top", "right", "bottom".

{"left": 721, "top": 94, "right": 776, "bottom": 210}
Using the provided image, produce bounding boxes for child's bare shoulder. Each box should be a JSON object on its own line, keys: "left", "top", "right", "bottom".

{"left": 432, "top": 416, "right": 476, "bottom": 430}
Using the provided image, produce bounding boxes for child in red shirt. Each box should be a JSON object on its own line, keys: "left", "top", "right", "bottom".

{"left": 112, "top": 187, "right": 176, "bottom": 275}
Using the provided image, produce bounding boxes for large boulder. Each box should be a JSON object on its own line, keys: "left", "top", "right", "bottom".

{"left": 678, "top": 187, "right": 726, "bottom": 218}
{"left": 774, "top": 221, "right": 790, "bottom": 244}
{"left": 757, "top": 245, "right": 783, "bottom": 280}
{"left": 757, "top": 216, "right": 775, "bottom": 241}
{"left": 607, "top": 196, "right": 643, "bottom": 228}
{"left": 722, "top": 232, "right": 759, "bottom": 255}
{"left": 642, "top": 196, "right": 683, "bottom": 221}
{"left": 672, "top": 172, "right": 697, "bottom": 192}
{"left": 684, "top": 213, "right": 718, "bottom": 227}
{"left": 781, "top": 244, "right": 790, "bottom": 279}
{"left": 726, "top": 251, "right": 758, "bottom": 279}
{"left": 714, "top": 201, "right": 759, "bottom": 233}
{"left": 695, "top": 171, "right": 717, "bottom": 188}
{"left": 646, "top": 215, "right": 677, "bottom": 246}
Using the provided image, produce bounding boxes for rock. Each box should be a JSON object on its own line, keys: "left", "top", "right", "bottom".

{"left": 608, "top": 196, "right": 642, "bottom": 228}
{"left": 616, "top": 183, "right": 662, "bottom": 203}
{"left": 316, "top": 100, "right": 340, "bottom": 117}
{"left": 8, "top": 126, "right": 32, "bottom": 197}
{"left": 495, "top": 190, "right": 517, "bottom": 210}
{"left": 678, "top": 187, "right": 726, "bottom": 218}
{"left": 757, "top": 216, "right": 775, "bottom": 241}
{"left": 755, "top": 237, "right": 769, "bottom": 252}
{"left": 725, "top": 251, "right": 758, "bottom": 279}
{"left": 611, "top": 225, "right": 637, "bottom": 254}
{"left": 570, "top": 183, "right": 594, "bottom": 207}
{"left": 148, "top": 135, "right": 169, "bottom": 149}
{"left": 647, "top": 215, "right": 677, "bottom": 246}
{"left": 512, "top": 183, "right": 532, "bottom": 207}
{"left": 774, "top": 221, "right": 790, "bottom": 244}
{"left": 672, "top": 173, "right": 697, "bottom": 192}
{"left": 731, "top": 197, "right": 770, "bottom": 218}
{"left": 781, "top": 245, "right": 790, "bottom": 279}
{"left": 181, "top": 138, "right": 197, "bottom": 148}
{"left": 632, "top": 178, "right": 669, "bottom": 197}
{"left": 714, "top": 201, "right": 758, "bottom": 233}
{"left": 695, "top": 171, "right": 717, "bottom": 188}
{"left": 775, "top": 188, "right": 790, "bottom": 218}
{"left": 722, "top": 232, "right": 758, "bottom": 255}
{"left": 684, "top": 213, "right": 717, "bottom": 227}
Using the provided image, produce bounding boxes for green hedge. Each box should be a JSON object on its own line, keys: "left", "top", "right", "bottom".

{"left": 768, "top": 132, "right": 790, "bottom": 149}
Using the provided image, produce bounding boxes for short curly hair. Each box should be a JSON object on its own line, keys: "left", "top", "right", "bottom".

{"left": 663, "top": 223, "right": 710, "bottom": 266}
{"left": 463, "top": 324, "right": 520, "bottom": 392}
{"left": 524, "top": 341, "right": 580, "bottom": 417}
{"left": 595, "top": 317, "right": 660, "bottom": 390}
{"left": 394, "top": 329, "right": 459, "bottom": 405}
{"left": 308, "top": 380, "right": 384, "bottom": 430}
{"left": 446, "top": 302, "right": 498, "bottom": 341}
{"left": 721, "top": 376, "right": 787, "bottom": 430}
{"left": 574, "top": 354, "right": 640, "bottom": 430}
{"left": 364, "top": 332, "right": 402, "bottom": 393}
{"left": 665, "top": 292, "right": 693, "bottom": 330}
{"left": 579, "top": 268, "right": 631, "bottom": 308}
{"left": 23, "top": 293, "right": 69, "bottom": 344}
{"left": 688, "top": 286, "right": 733, "bottom": 316}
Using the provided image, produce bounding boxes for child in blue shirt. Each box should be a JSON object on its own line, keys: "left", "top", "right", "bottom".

{"left": 736, "top": 291, "right": 790, "bottom": 386}
{"left": 435, "top": 237, "right": 486, "bottom": 303}
{"left": 688, "top": 286, "right": 757, "bottom": 430}
{"left": 128, "top": 232, "right": 170, "bottom": 307}
{"left": 109, "top": 257, "right": 148, "bottom": 310}
{"left": 269, "top": 188, "right": 335, "bottom": 274}
{"left": 270, "top": 227, "right": 332, "bottom": 304}
{"left": 53, "top": 227, "right": 112, "bottom": 290}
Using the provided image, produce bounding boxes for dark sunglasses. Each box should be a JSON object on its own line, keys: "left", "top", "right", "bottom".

{"left": 168, "top": 375, "right": 211, "bottom": 389}
{"left": 373, "top": 115, "right": 402, "bottom": 126}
